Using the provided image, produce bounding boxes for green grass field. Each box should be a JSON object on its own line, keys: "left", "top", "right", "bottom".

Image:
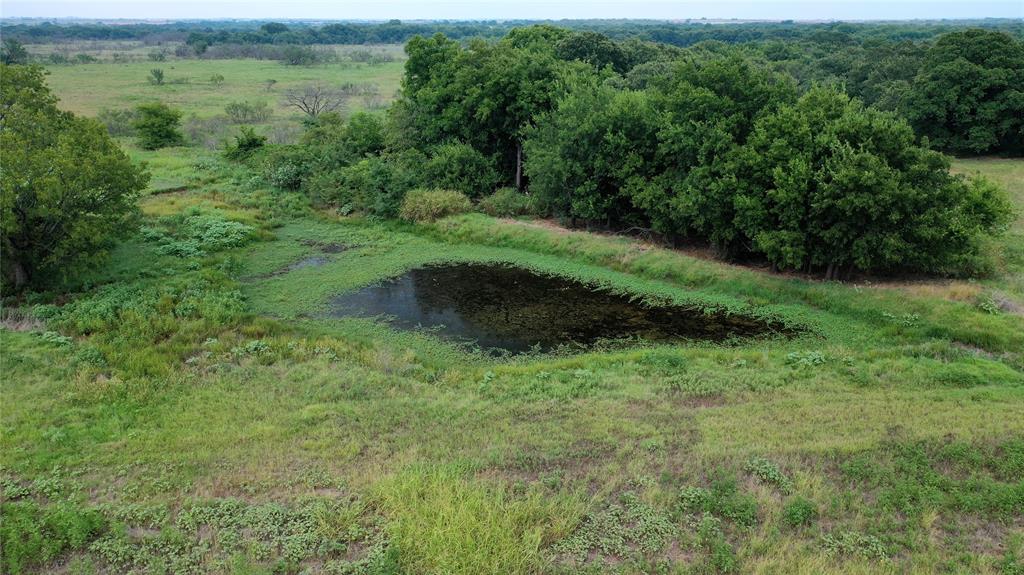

{"left": 41, "top": 53, "right": 405, "bottom": 148}
{"left": 2, "top": 58, "right": 1023, "bottom": 574}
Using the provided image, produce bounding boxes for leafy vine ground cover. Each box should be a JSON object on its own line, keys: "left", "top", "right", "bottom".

{"left": 2, "top": 148, "right": 1023, "bottom": 574}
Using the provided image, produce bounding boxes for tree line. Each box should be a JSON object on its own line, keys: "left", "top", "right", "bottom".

{"left": 1, "top": 24, "right": 1020, "bottom": 290}
{"left": 4, "top": 18, "right": 1021, "bottom": 46}
{"left": 258, "top": 25, "right": 1016, "bottom": 278}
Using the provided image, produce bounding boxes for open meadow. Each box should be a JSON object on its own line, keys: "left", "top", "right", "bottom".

{"left": 2, "top": 26, "right": 1024, "bottom": 575}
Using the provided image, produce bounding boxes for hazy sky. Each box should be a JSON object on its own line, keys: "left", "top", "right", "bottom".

{"left": 2, "top": 0, "right": 1022, "bottom": 21}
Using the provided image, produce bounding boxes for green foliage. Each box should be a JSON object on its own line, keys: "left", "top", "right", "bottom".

{"left": 279, "top": 45, "right": 320, "bottom": 66}
{"left": 399, "top": 189, "right": 472, "bottom": 223}
{"left": 679, "top": 476, "right": 759, "bottom": 528}
{"left": 141, "top": 208, "right": 256, "bottom": 257}
{"left": 841, "top": 438, "right": 1024, "bottom": 519}
{"left": 260, "top": 146, "right": 311, "bottom": 190}
{"left": 422, "top": 141, "right": 500, "bottom": 198}
{"left": 553, "top": 491, "right": 676, "bottom": 565}
{"left": 1, "top": 64, "right": 148, "bottom": 290}
{"left": 478, "top": 187, "right": 536, "bottom": 217}
{"left": 822, "top": 530, "right": 889, "bottom": 560}
{"left": 1, "top": 38, "right": 29, "bottom": 65}
{"left": 743, "top": 456, "right": 794, "bottom": 493}
{"left": 148, "top": 68, "right": 165, "bottom": 85}
{"left": 326, "top": 150, "right": 425, "bottom": 217}
{"left": 224, "top": 126, "right": 267, "bottom": 161}
{"left": 727, "top": 86, "right": 1013, "bottom": 276}
{"left": 133, "top": 101, "right": 184, "bottom": 149}
{"left": 781, "top": 497, "right": 818, "bottom": 528}
{"left": 224, "top": 101, "right": 273, "bottom": 124}
{"left": 394, "top": 33, "right": 571, "bottom": 183}
{"left": 904, "top": 29, "right": 1024, "bottom": 155}
{"left": 555, "top": 30, "right": 629, "bottom": 73}
{"left": 1, "top": 499, "right": 107, "bottom": 573}
{"left": 526, "top": 80, "right": 662, "bottom": 226}
{"left": 97, "top": 107, "right": 138, "bottom": 137}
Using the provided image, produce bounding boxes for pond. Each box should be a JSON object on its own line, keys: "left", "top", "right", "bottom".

{"left": 328, "top": 263, "right": 785, "bottom": 354}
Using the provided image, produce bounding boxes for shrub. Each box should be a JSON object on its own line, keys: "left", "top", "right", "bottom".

{"left": 209, "top": 73, "right": 225, "bottom": 85}
{"left": 224, "top": 126, "right": 267, "bottom": 161}
{"left": 97, "top": 108, "right": 138, "bottom": 137}
{"left": 1, "top": 500, "right": 107, "bottom": 573}
{"left": 183, "top": 114, "right": 233, "bottom": 149}
{"left": 147, "top": 50, "right": 167, "bottom": 62}
{"left": 399, "top": 189, "right": 472, "bottom": 223}
{"left": 148, "top": 68, "right": 165, "bottom": 85}
{"left": 422, "top": 142, "right": 500, "bottom": 199}
{"left": 331, "top": 150, "right": 425, "bottom": 218}
{"left": 744, "top": 456, "right": 794, "bottom": 493}
{"left": 478, "top": 187, "right": 535, "bottom": 217}
{"left": 279, "top": 45, "right": 320, "bottom": 66}
{"left": 781, "top": 497, "right": 818, "bottom": 528}
{"left": 133, "top": 102, "right": 184, "bottom": 149}
{"left": 261, "top": 147, "right": 311, "bottom": 190}
{"left": 679, "top": 476, "right": 759, "bottom": 528}
{"left": 224, "top": 100, "right": 272, "bottom": 124}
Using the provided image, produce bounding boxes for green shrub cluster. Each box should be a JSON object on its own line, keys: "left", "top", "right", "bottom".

{"left": 141, "top": 209, "right": 255, "bottom": 258}
{"left": 133, "top": 101, "right": 184, "bottom": 149}
{"left": 1, "top": 498, "right": 107, "bottom": 573}
{"left": 399, "top": 189, "right": 473, "bottom": 223}
{"left": 679, "top": 476, "right": 759, "bottom": 528}
{"left": 223, "top": 126, "right": 267, "bottom": 161}
{"left": 478, "top": 187, "right": 536, "bottom": 218}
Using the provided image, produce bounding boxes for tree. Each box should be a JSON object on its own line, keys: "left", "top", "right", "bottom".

{"left": 284, "top": 84, "right": 344, "bottom": 118}
{"left": 904, "top": 29, "right": 1024, "bottom": 155}
{"left": 1, "top": 65, "right": 148, "bottom": 290}
{"left": 555, "top": 31, "right": 628, "bottom": 73}
{"left": 1, "top": 39, "right": 29, "bottom": 65}
{"left": 133, "top": 102, "right": 184, "bottom": 149}
{"left": 260, "top": 22, "right": 289, "bottom": 35}
{"left": 422, "top": 142, "right": 500, "bottom": 198}
{"left": 393, "top": 34, "right": 574, "bottom": 188}
{"left": 727, "top": 86, "right": 1013, "bottom": 276}
{"left": 635, "top": 53, "right": 797, "bottom": 249}
{"left": 525, "top": 81, "right": 662, "bottom": 226}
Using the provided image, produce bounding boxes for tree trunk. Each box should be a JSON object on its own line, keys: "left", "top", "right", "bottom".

{"left": 515, "top": 141, "right": 523, "bottom": 191}
{"left": 9, "top": 259, "right": 29, "bottom": 290}
{"left": 825, "top": 262, "right": 836, "bottom": 281}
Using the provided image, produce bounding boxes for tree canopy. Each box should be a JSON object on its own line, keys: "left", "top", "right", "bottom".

{"left": 1, "top": 65, "right": 148, "bottom": 290}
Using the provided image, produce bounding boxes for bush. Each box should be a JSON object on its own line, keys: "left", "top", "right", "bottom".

{"left": 261, "top": 147, "right": 311, "bottom": 190}
{"left": 279, "top": 45, "right": 320, "bottom": 66}
{"left": 97, "top": 108, "right": 138, "bottom": 137}
{"left": 1, "top": 500, "right": 107, "bottom": 573}
{"left": 223, "top": 126, "right": 267, "bottom": 161}
{"left": 478, "top": 187, "right": 536, "bottom": 217}
{"left": 148, "top": 68, "right": 165, "bottom": 85}
{"left": 422, "top": 142, "right": 500, "bottom": 199}
{"left": 332, "top": 150, "right": 425, "bottom": 218}
{"left": 183, "top": 114, "right": 233, "bottom": 149}
{"left": 399, "top": 189, "right": 472, "bottom": 223}
{"left": 781, "top": 497, "right": 818, "bottom": 528}
{"left": 133, "top": 102, "right": 184, "bottom": 149}
{"left": 224, "top": 100, "right": 272, "bottom": 124}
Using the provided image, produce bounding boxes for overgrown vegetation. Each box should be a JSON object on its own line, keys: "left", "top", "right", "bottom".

{"left": 2, "top": 18, "right": 1023, "bottom": 575}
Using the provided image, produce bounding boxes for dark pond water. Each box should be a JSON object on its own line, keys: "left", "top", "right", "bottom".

{"left": 329, "top": 263, "right": 785, "bottom": 354}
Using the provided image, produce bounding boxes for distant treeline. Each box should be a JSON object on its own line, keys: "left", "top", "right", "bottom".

{"left": 4, "top": 19, "right": 1022, "bottom": 48}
